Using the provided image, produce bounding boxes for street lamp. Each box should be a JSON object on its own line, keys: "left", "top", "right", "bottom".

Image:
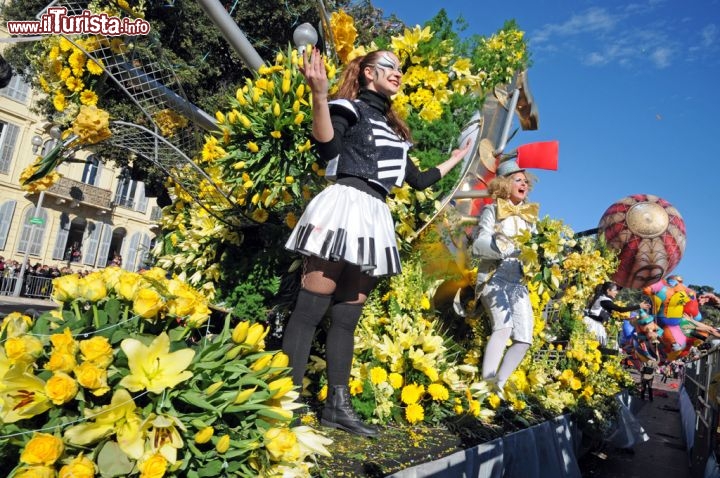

{"left": 13, "top": 127, "right": 63, "bottom": 296}
{"left": 293, "top": 23, "right": 318, "bottom": 56}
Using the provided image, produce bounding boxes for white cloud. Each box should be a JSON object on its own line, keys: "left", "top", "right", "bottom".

{"left": 530, "top": 2, "right": 686, "bottom": 69}
{"left": 650, "top": 47, "right": 673, "bottom": 68}
{"left": 701, "top": 24, "right": 717, "bottom": 47}
{"left": 532, "top": 7, "right": 618, "bottom": 44}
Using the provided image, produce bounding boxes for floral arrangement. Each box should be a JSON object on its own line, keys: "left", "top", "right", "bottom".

{"left": 312, "top": 256, "right": 494, "bottom": 426}
{"left": 0, "top": 267, "right": 331, "bottom": 477}
{"left": 19, "top": 0, "right": 145, "bottom": 193}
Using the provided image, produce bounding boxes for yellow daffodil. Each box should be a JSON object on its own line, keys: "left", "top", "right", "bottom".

{"left": 119, "top": 332, "right": 195, "bottom": 394}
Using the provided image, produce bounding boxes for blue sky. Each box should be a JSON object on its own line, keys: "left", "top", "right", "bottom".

{"left": 373, "top": 0, "right": 720, "bottom": 289}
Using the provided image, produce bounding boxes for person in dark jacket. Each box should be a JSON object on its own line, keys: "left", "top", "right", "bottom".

{"left": 583, "top": 281, "right": 649, "bottom": 346}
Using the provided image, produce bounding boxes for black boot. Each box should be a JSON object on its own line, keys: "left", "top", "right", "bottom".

{"left": 321, "top": 385, "right": 378, "bottom": 437}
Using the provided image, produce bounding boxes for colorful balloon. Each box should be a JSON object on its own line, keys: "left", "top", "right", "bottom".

{"left": 597, "top": 194, "right": 686, "bottom": 289}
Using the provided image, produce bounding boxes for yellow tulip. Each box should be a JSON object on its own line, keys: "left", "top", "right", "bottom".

{"left": 231, "top": 321, "right": 249, "bottom": 343}
{"left": 268, "top": 377, "right": 294, "bottom": 399}
{"left": 204, "top": 381, "right": 224, "bottom": 396}
{"left": 247, "top": 141, "right": 259, "bottom": 153}
{"left": 215, "top": 111, "right": 225, "bottom": 123}
{"left": 233, "top": 386, "right": 257, "bottom": 404}
{"left": 244, "top": 323, "right": 268, "bottom": 349}
{"left": 270, "top": 352, "right": 289, "bottom": 368}
{"left": 250, "top": 354, "right": 272, "bottom": 371}
{"left": 194, "top": 426, "right": 214, "bottom": 444}
{"left": 273, "top": 102, "right": 281, "bottom": 117}
{"left": 216, "top": 434, "right": 230, "bottom": 454}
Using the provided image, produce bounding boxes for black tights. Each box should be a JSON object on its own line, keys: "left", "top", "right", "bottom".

{"left": 282, "top": 257, "right": 376, "bottom": 388}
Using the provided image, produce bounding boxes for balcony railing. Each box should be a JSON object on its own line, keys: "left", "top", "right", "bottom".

{"left": 46, "top": 177, "right": 112, "bottom": 210}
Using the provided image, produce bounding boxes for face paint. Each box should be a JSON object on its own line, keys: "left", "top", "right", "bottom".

{"left": 375, "top": 53, "right": 402, "bottom": 73}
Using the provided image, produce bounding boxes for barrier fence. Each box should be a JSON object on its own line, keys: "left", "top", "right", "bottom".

{"left": 681, "top": 345, "right": 720, "bottom": 478}
{"left": 0, "top": 274, "right": 54, "bottom": 299}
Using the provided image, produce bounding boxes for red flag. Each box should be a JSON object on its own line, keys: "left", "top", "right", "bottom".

{"left": 516, "top": 141, "right": 559, "bottom": 171}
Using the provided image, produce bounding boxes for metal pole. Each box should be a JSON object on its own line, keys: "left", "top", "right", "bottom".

{"left": 13, "top": 190, "right": 45, "bottom": 297}
{"left": 196, "top": 0, "right": 264, "bottom": 72}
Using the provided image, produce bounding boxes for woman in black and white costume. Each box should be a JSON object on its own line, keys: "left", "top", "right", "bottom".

{"left": 583, "top": 281, "right": 649, "bottom": 346}
{"left": 283, "top": 48, "right": 471, "bottom": 437}
{"left": 472, "top": 160, "right": 538, "bottom": 399}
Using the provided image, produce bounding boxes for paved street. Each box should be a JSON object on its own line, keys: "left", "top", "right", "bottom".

{"left": 0, "top": 295, "right": 58, "bottom": 317}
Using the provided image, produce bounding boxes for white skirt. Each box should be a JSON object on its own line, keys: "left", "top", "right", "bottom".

{"left": 284, "top": 184, "right": 401, "bottom": 277}
{"left": 583, "top": 316, "right": 608, "bottom": 346}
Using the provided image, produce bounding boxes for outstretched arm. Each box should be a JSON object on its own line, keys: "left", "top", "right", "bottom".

{"left": 436, "top": 139, "right": 472, "bottom": 177}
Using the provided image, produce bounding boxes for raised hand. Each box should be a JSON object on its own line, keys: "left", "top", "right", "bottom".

{"left": 299, "top": 47, "right": 329, "bottom": 99}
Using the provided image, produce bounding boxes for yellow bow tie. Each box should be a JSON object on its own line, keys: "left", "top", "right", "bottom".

{"left": 496, "top": 198, "right": 539, "bottom": 223}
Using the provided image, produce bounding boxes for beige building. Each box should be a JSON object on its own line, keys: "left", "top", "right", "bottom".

{"left": 1, "top": 41, "right": 160, "bottom": 278}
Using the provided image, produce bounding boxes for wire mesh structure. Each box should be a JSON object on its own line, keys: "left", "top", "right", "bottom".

{"left": 36, "top": 0, "right": 247, "bottom": 225}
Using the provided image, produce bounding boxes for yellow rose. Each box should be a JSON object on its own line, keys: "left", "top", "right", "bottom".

{"left": 194, "top": 427, "right": 214, "bottom": 444}
{"left": 14, "top": 466, "right": 56, "bottom": 478}
{"left": 133, "top": 288, "right": 165, "bottom": 320}
{"left": 5, "top": 335, "right": 43, "bottom": 365}
{"left": 141, "top": 267, "right": 167, "bottom": 282}
{"left": 52, "top": 274, "right": 79, "bottom": 302}
{"left": 186, "top": 302, "right": 211, "bottom": 328}
{"left": 1, "top": 312, "right": 32, "bottom": 337}
{"left": 101, "top": 266, "right": 123, "bottom": 289}
{"left": 264, "top": 428, "right": 300, "bottom": 462}
{"left": 138, "top": 453, "right": 167, "bottom": 478}
{"left": 215, "top": 434, "right": 230, "bottom": 454}
{"left": 45, "top": 372, "right": 79, "bottom": 405}
{"left": 74, "top": 362, "right": 109, "bottom": 396}
{"left": 46, "top": 351, "right": 78, "bottom": 373}
{"left": 79, "top": 336, "right": 113, "bottom": 368}
{"left": 59, "top": 455, "right": 95, "bottom": 478}
{"left": 20, "top": 433, "right": 64, "bottom": 466}
{"left": 50, "top": 328, "right": 77, "bottom": 355}
{"left": 78, "top": 273, "right": 107, "bottom": 302}
{"left": 165, "top": 280, "right": 198, "bottom": 317}
{"left": 116, "top": 272, "right": 142, "bottom": 300}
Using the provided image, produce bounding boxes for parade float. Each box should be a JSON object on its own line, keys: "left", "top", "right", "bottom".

{"left": 2, "top": 0, "right": 705, "bottom": 476}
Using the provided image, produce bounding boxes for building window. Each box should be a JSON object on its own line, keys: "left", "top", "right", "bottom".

{"left": 16, "top": 208, "right": 49, "bottom": 256}
{"left": 115, "top": 171, "right": 137, "bottom": 209}
{"left": 0, "top": 120, "right": 20, "bottom": 174}
{"left": 0, "top": 74, "right": 30, "bottom": 104}
{"left": 0, "top": 200, "right": 17, "bottom": 250}
{"left": 81, "top": 155, "right": 101, "bottom": 186}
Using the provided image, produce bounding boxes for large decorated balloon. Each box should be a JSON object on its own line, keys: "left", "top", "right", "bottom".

{"left": 597, "top": 194, "right": 686, "bottom": 289}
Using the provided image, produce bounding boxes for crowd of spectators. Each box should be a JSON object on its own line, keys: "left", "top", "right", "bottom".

{"left": 0, "top": 255, "right": 99, "bottom": 297}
